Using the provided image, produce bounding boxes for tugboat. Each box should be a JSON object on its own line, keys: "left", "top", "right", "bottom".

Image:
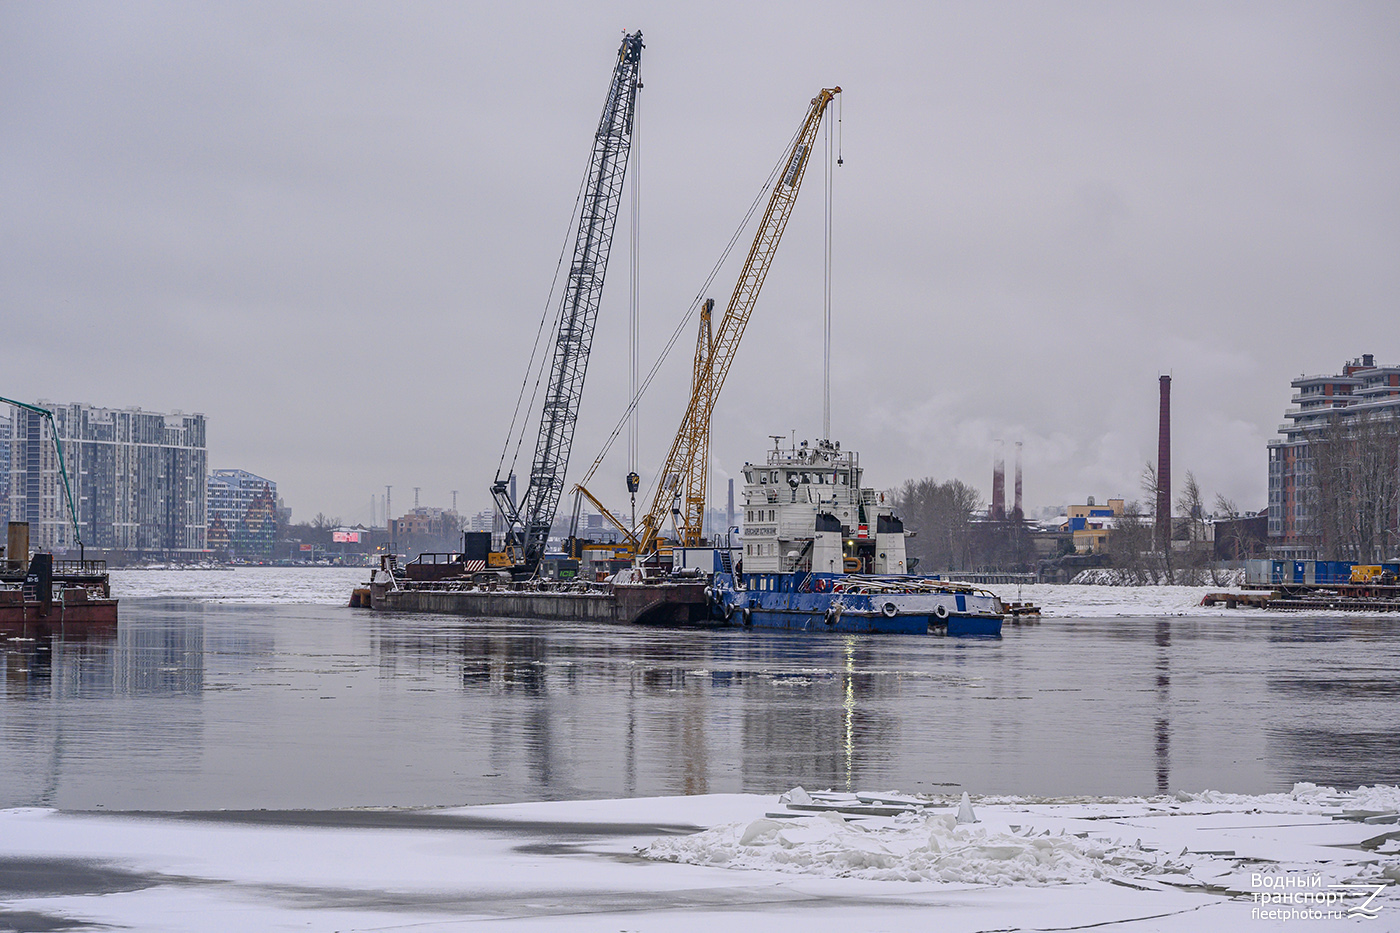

{"left": 709, "top": 438, "right": 1004, "bottom": 636}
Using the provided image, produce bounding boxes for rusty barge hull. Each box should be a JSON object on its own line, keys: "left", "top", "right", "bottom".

{"left": 0, "top": 596, "right": 119, "bottom": 636}
{"left": 368, "top": 582, "right": 711, "bottom": 627}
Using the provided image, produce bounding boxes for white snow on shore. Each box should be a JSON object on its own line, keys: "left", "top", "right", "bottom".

{"left": 2, "top": 785, "right": 1396, "bottom": 931}
{"left": 101, "top": 566, "right": 1286, "bottom": 619}
{"left": 1007, "top": 582, "right": 1288, "bottom": 618}
{"left": 109, "top": 566, "right": 366, "bottom": 604}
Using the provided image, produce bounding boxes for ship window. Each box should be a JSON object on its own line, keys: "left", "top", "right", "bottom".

{"left": 759, "top": 473, "right": 768, "bottom": 484}
{"left": 770, "top": 471, "right": 778, "bottom": 483}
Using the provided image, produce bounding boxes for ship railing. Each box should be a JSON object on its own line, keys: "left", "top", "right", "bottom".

{"left": 53, "top": 559, "right": 108, "bottom": 575}
{"left": 392, "top": 578, "right": 612, "bottom": 595}
{"left": 833, "top": 574, "right": 994, "bottom": 597}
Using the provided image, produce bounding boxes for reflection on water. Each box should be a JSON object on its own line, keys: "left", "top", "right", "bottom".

{"left": 1155, "top": 619, "right": 1171, "bottom": 794}
{"left": 3, "top": 611, "right": 203, "bottom": 698}
{"left": 2, "top": 599, "right": 1399, "bottom": 810}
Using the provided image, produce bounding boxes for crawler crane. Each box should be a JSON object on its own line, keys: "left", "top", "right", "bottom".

{"left": 490, "top": 31, "right": 644, "bottom": 577}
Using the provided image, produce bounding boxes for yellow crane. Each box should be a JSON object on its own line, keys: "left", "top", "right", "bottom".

{"left": 636, "top": 87, "right": 840, "bottom": 556}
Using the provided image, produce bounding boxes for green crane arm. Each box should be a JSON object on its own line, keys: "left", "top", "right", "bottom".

{"left": 1, "top": 396, "right": 83, "bottom": 552}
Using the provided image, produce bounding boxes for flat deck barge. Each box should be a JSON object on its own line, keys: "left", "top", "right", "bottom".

{"left": 364, "top": 574, "right": 711, "bottom": 627}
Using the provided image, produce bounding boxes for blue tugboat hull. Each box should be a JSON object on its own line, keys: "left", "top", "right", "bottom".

{"left": 710, "top": 573, "right": 1003, "bottom": 637}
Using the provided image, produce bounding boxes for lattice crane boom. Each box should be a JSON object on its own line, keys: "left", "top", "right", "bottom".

{"left": 492, "top": 31, "right": 644, "bottom": 576}
{"left": 637, "top": 87, "right": 839, "bottom": 555}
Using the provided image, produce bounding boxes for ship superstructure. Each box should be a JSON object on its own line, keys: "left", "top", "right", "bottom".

{"left": 738, "top": 437, "right": 905, "bottom": 576}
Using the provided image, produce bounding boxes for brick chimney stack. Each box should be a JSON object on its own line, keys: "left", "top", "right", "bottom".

{"left": 1157, "top": 375, "right": 1171, "bottom": 551}
{"left": 1013, "top": 441, "right": 1023, "bottom": 518}
{"left": 991, "top": 440, "right": 1006, "bottom": 521}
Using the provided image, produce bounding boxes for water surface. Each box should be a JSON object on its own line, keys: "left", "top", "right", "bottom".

{"left": 3, "top": 583, "right": 1397, "bottom": 809}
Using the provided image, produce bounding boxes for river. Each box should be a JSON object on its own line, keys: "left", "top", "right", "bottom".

{"left": 2, "top": 569, "right": 1396, "bottom": 810}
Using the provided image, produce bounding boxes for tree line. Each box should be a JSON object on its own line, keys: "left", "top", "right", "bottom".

{"left": 889, "top": 477, "right": 1038, "bottom": 572}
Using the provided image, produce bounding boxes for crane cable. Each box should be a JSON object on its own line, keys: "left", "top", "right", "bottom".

{"left": 576, "top": 120, "right": 805, "bottom": 502}
{"left": 629, "top": 82, "right": 641, "bottom": 483}
{"left": 494, "top": 132, "right": 600, "bottom": 486}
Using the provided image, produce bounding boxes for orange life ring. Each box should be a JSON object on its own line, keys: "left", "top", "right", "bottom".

{"left": 814, "top": 578, "right": 827, "bottom": 592}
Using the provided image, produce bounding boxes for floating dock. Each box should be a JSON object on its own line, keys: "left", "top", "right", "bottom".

{"left": 1202, "top": 584, "right": 1400, "bottom": 612}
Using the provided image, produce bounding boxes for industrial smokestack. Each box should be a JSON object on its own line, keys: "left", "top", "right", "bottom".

{"left": 991, "top": 440, "right": 1006, "bottom": 521}
{"left": 1013, "top": 441, "right": 1023, "bottom": 519}
{"left": 1157, "top": 375, "right": 1171, "bottom": 551}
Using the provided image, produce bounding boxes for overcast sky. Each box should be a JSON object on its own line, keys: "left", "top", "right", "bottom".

{"left": 4, "top": 1, "right": 1397, "bottom": 525}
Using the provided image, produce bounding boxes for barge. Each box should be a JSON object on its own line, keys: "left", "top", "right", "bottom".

{"left": 1, "top": 552, "right": 118, "bottom": 635}
{"left": 363, "top": 561, "right": 711, "bottom": 627}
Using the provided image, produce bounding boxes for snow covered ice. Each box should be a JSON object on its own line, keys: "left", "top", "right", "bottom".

{"left": 3, "top": 784, "right": 1398, "bottom": 931}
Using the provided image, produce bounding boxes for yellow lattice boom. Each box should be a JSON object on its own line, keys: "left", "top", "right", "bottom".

{"left": 638, "top": 87, "right": 840, "bottom": 555}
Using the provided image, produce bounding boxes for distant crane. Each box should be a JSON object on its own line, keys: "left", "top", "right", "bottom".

{"left": 491, "top": 31, "right": 644, "bottom": 577}
{"left": 1, "top": 396, "right": 84, "bottom": 559}
{"left": 636, "top": 87, "right": 840, "bottom": 555}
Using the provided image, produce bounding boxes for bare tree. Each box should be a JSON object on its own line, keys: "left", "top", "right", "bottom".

{"left": 892, "top": 477, "right": 984, "bottom": 571}
{"left": 1310, "top": 412, "right": 1400, "bottom": 562}
{"left": 1176, "top": 471, "right": 1205, "bottom": 542}
{"left": 1211, "top": 494, "right": 1249, "bottom": 564}
{"left": 1140, "top": 461, "right": 1172, "bottom": 578}
{"left": 1107, "top": 500, "right": 1153, "bottom": 583}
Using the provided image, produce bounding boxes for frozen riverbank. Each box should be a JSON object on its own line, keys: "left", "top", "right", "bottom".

{"left": 2, "top": 785, "right": 1396, "bottom": 931}
{"left": 104, "top": 567, "right": 1291, "bottom": 620}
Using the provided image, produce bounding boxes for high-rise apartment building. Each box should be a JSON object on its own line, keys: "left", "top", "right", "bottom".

{"left": 0, "top": 412, "right": 10, "bottom": 527}
{"left": 207, "top": 470, "right": 278, "bottom": 561}
{"left": 6, "top": 401, "right": 207, "bottom": 556}
{"left": 1268, "top": 354, "right": 1400, "bottom": 559}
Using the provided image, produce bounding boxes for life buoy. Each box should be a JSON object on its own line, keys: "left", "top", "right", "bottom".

{"left": 881, "top": 602, "right": 898, "bottom": 618}
{"left": 933, "top": 603, "right": 950, "bottom": 620}
{"left": 815, "top": 578, "right": 827, "bottom": 592}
